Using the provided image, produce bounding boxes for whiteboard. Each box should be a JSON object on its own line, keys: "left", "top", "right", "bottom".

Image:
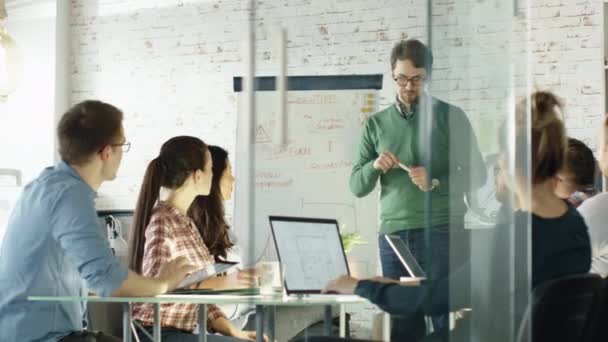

{"left": 234, "top": 85, "right": 381, "bottom": 276}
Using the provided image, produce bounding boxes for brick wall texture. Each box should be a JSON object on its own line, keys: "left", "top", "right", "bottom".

{"left": 70, "top": 0, "right": 604, "bottom": 337}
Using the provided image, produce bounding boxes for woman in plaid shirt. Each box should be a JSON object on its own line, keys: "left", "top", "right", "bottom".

{"left": 128, "top": 136, "right": 264, "bottom": 342}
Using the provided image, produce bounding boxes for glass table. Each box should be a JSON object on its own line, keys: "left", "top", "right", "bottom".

{"left": 29, "top": 292, "right": 365, "bottom": 342}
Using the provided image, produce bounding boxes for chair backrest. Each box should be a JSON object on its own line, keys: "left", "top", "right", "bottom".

{"left": 97, "top": 210, "right": 133, "bottom": 263}
{"left": 525, "top": 273, "right": 603, "bottom": 342}
{"left": 584, "top": 276, "right": 608, "bottom": 341}
{"left": 87, "top": 210, "right": 134, "bottom": 336}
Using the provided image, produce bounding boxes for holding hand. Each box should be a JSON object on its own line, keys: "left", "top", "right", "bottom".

{"left": 322, "top": 275, "right": 359, "bottom": 294}
{"left": 214, "top": 316, "right": 269, "bottom": 342}
{"left": 366, "top": 276, "right": 402, "bottom": 285}
{"left": 368, "top": 276, "right": 421, "bottom": 286}
{"left": 196, "top": 269, "right": 258, "bottom": 289}
{"left": 373, "top": 151, "right": 400, "bottom": 173}
{"left": 158, "top": 256, "right": 198, "bottom": 292}
{"left": 233, "top": 330, "right": 269, "bottom": 342}
{"left": 408, "top": 166, "right": 431, "bottom": 191}
{"left": 322, "top": 274, "right": 421, "bottom": 296}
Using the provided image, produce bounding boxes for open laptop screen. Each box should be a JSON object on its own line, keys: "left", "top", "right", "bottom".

{"left": 269, "top": 216, "right": 350, "bottom": 294}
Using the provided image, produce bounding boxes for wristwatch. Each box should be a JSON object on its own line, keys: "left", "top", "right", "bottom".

{"left": 430, "top": 178, "right": 440, "bottom": 191}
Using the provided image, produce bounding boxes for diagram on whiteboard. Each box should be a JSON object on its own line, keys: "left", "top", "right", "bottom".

{"left": 235, "top": 84, "right": 382, "bottom": 273}
{"left": 255, "top": 124, "right": 272, "bottom": 143}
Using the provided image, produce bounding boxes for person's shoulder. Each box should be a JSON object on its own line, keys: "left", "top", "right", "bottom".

{"left": 149, "top": 204, "right": 175, "bottom": 223}
{"left": 565, "top": 202, "right": 586, "bottom": 223}
{"left": 25, "top": 165, "right": 89, "bottom": 207}
{"left": 551, "top": 203, "right": 589, "bottom": 236}
{"left": 578, "top": 192, "right": 608, "bottom": 216}
{"left": 432, "top": 97, "right": 466, "bottom": 117}
{"left": 361, "top": 105, "right": 397, "bottom": 131}
{"left": 430, "top": 97, "right": 470, "bottom": 132}
{"left": 147, "top": 203, "right": 181, "bottom": 235}
{"left": 369, "top": 105, "right": 396, "bottom": 120}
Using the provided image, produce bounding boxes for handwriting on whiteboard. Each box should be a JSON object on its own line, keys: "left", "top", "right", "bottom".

{"left": 288, "top": 94, "right": 337, "bottom": 105}
{"left": 255, "top": 171, "right": 294, "bottom": 189}
{"left": 267, "top": 144, "right": 312, "bottom": 160}
{"left": 313, "top": 118, "right": 345, "bottom": 131}
{"left": 308, "top": 160, "right": 352, "bottom": 171}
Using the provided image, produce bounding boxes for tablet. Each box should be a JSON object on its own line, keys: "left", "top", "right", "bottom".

{"left": 168, "top": 288, "right": 261, "bottom": 295}
{"left": 384, "top": 234, "right": 426, "bottom": 280}
{"left": 176, "top": 261, "right": 239, "bottom": 289}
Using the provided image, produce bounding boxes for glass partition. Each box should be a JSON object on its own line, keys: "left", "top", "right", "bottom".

{"left": 430, "top": 1, "right": 533, "bottom": 342}
{"left": 235, "top": 0, "right": 536, "bottom": 341}
{"left": 54, "top": 0, "right": 583, "bottom": 341}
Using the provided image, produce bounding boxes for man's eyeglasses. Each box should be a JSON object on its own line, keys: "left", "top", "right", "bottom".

{"left": 111, "top": 141, "right": 131, "bottom": 153}
{"left": 393, "top": 75, "right": 425, "bottom": 87}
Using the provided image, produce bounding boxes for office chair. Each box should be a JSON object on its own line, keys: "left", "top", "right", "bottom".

{"left": 87, "top": 210, "right": 134, "bottom": 337}
{"left": 583, "top": 276, "right": 608, "bottom": 341}
{"left": 293, "top": 338, "right": 374, "bottom": 342}
{"left": 516, "top": 273, "right": 603, "bottom": 342}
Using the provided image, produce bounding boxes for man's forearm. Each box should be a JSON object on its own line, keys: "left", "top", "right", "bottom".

{"left": 112, "top": 270, "right": 168, "bottom": 297}
{"left": 350, "top": 160, "right": 381, "bottom": 197}
{"left": 355, "top": 280, "right": 428, "bottom": 316}
{"left": 210, "top": 316, "right": 238, "bottom": 336}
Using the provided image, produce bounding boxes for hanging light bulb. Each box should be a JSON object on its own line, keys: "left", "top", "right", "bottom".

{"left": 0, "top": 0, "right": 23, "bottom": 100}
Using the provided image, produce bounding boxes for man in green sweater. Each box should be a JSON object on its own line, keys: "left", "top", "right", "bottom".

{"left": 349, "top": 39, "right": 486, "bottom": 341}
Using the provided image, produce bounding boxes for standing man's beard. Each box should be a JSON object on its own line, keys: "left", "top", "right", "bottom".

{"left": 401, "top": 90, "right": 418, "bottom": 105}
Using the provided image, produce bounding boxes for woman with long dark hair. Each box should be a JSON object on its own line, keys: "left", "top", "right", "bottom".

{"left": 188, "top": 145, "right": 235, "bottom": 262}
{"left": 128, "top": 136, "right": 263, "bottom": 342}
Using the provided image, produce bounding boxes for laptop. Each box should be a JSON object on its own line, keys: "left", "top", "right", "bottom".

{"left": 269, "top": 216, "right": 351, "bottom": 296}
{"left": 384, "top": 234, "right": 427, "bottom": 281}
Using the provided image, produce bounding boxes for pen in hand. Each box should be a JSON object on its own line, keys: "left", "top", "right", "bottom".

{"left": 397, "top": 162, "right": 411, "bottom": 172}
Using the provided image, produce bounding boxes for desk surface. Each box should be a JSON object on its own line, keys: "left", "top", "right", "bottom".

{"left": 29, "top": 293, "right": 365, "bottom": 306}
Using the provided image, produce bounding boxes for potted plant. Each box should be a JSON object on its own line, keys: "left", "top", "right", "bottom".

{"left": 340, "top": 231, "right": 367, "bottom": 277}
{"left": 340, "top": 231, "right": 367, "bottom": 253}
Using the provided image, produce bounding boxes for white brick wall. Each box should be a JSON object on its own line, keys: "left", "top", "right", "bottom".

{"left": 70, "top": 1, "right": 428, "bottom": 336}
{"left": 521, "top": 0, "right": 603, "bottom": 149}
{"left": 69, "top": 0, "right": 605, "bottom": 338}
{"left": 431, "top": 0, "right": 603, "bottom": 152}
{"left": 70, "top": 0, "right": 428, "bottom": 212}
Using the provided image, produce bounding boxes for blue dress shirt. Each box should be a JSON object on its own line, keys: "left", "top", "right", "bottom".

{"left": 0, "top": 161, "right": 128, "bottom": 342}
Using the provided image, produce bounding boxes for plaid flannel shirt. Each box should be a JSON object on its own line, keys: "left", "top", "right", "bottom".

{"left": 132, "top": 202, "right": 227, "bottom": 332}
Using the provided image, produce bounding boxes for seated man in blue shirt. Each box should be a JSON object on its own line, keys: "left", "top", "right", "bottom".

{"left": 0, "top": 100, "right": 196, "bottom": 342}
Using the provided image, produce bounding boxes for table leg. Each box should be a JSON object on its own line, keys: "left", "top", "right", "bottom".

{"left": 256, "top": 305, "right": 265, "bottom": 342}
{"left": 123, "top": 303, "right": 132, "bottom": 342}
{"left": 268, "top": 306, "right": 275, "bottom": 342}
{"left": 383, "top": 313, "right": 391, "bottom": 342}
{"left": 198, "top": 305, "right": 207, "bottom": 342}
{"left": 324, "top": 305, "right": 332, "bottom": 336}
{"left": 153, "top": 303, "right": 161, "bottom": 342}
{"left": 339, "top": 304, "right": 346, "bottom": 337}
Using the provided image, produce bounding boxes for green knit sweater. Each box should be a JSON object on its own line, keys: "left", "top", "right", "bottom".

{"left": 350, "top": 96, "right": 486, "bottom": 234}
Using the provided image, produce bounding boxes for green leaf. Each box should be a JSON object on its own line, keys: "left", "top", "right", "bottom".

{"left": 340, "top": 232, "right": 367, "bottom": 253}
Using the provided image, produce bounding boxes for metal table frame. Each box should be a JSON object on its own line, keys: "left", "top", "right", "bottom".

{"left": 30, "top": 293, "right": 364, "bottom": 342}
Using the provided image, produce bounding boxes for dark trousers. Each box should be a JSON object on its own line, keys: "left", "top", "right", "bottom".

{"left": 135, "top": 324, "right": 242, "bottom": 342}
{"left": 59, "top": 331, "right": 121, "bottom": 342}
{"left": 379, "top": 225, "right": 452, "bottom": 342}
